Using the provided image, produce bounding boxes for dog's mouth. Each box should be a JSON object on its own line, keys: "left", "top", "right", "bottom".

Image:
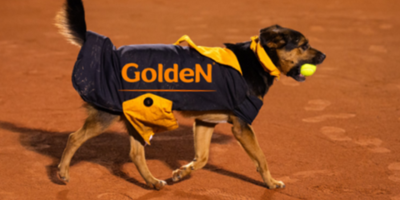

{"left": 286, "top": 66, "right": 306, "bottom": 82}
{"left": 285, "top": 51, "right": 326, "bottom": 82}
{"left": 295, "top": 74, "right": 306, "bottom": 82}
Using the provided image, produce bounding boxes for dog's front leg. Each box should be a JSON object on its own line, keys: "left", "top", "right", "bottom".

{"left": 172, "top": 119, "right": 216, "bottom": 182}
{"left": 129, "top": 136, "right": 166, "bottom": 190}
{"left": 230, "top": 115, "right": 285, "bottom": 189}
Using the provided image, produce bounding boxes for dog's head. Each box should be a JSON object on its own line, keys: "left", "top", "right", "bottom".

{"left": 259, "top": 25, "right": 326, "bottom": 82}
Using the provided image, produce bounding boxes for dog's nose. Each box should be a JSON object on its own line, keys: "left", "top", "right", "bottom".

{"left": 314, "top": 52, "right": 326, "bottom": 65}
{"left": 319, "top": 53, "right": 326, "bottom": 63}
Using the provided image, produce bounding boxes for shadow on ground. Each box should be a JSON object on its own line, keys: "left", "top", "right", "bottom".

{"left": 0, "top": 120, "right": 266, "bottom": 189}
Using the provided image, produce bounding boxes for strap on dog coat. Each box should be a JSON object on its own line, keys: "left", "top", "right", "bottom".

{"left": 249, "top": 36, "right": 281, "bottom": 79}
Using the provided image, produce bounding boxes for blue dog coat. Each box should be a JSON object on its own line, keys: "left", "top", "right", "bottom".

{"left": 72, "top": 31, "right": 270, "bottom": 143}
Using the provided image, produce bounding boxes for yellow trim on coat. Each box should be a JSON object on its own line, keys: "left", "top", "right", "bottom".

{"left": 174, "top": 35, "right": 242, "bottom": 75}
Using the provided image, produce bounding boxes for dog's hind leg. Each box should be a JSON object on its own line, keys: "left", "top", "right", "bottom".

{"left": 172, "top": 119, "right": 216, "bottom": 182}
{"left": 230, "top": 115, "right": 285, "bottom": 189}
{"left": 58, "top": 105, "right": 119, "bottom": 182}
{"left": 126, "top": 123, "right": 166, "bottom": 190}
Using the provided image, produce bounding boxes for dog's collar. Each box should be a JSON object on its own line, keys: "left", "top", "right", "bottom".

{"left": 250, "top": 36, "right": 281, "bottom": 79}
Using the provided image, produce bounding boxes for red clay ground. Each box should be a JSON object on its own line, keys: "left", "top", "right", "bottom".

{"left": 1, "top": 0, "right": 400, "bottom": 199}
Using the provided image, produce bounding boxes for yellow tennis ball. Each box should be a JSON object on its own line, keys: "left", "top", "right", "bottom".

{"left": 300, "top": 64, "right": 317, "bottom": 77}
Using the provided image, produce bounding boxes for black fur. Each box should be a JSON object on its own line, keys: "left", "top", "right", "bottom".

{"left": 225, "top": 42, "right": 274, "bottom": 98}
{"left": 64, "top": 0, "right": 87, "bottom": 43}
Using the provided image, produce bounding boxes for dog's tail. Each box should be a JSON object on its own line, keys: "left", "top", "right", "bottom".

{"left": 55, "top": 0, "right": 87, "bottom": 47}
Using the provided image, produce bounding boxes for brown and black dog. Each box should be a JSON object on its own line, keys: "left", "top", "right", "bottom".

{"left": 56, "top": 0, "right": 325, "bottom": 190}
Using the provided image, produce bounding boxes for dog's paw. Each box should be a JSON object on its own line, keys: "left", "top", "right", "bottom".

{"left": 58, "top": 171, "right": 70, "bottom": 183}
{"left": 147, "top": 180, "right": 166, "bottom": 190}
{"left": 172, "top": 167, "right": 191, "bottom": 182}
{"left": 266, "top": 180, "right": 285, "bottom": 189}
{"left": 58, "top": 165, "right": 70, "bottom": 183}
{"left": 171, "top": 169, "right": 182, "bottom": 182}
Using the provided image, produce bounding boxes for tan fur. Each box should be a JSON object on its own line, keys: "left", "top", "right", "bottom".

{"left": 179, "top": 110, "right": 231, "bottom": 123}
{"left": 172, "top": 119, "right": 216, "bottom": 182}
{"left": 58, "top": 105, "right": 119, "bottom": 182}
{"left": 55, "top": 7, "right": 84, "bottom": 47}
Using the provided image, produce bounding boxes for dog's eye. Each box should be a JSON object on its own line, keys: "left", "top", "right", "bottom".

{"left": 300, "top": 43, "right": 309, "bottom": 51}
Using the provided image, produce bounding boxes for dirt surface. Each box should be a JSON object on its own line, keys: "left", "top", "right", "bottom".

{"left": 1, "top": 0, "right": 400, "bottom": 199}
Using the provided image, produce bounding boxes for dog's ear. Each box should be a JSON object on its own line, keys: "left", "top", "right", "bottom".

{"left": 259, "top": 25, "right": 286, "bottom": 49}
